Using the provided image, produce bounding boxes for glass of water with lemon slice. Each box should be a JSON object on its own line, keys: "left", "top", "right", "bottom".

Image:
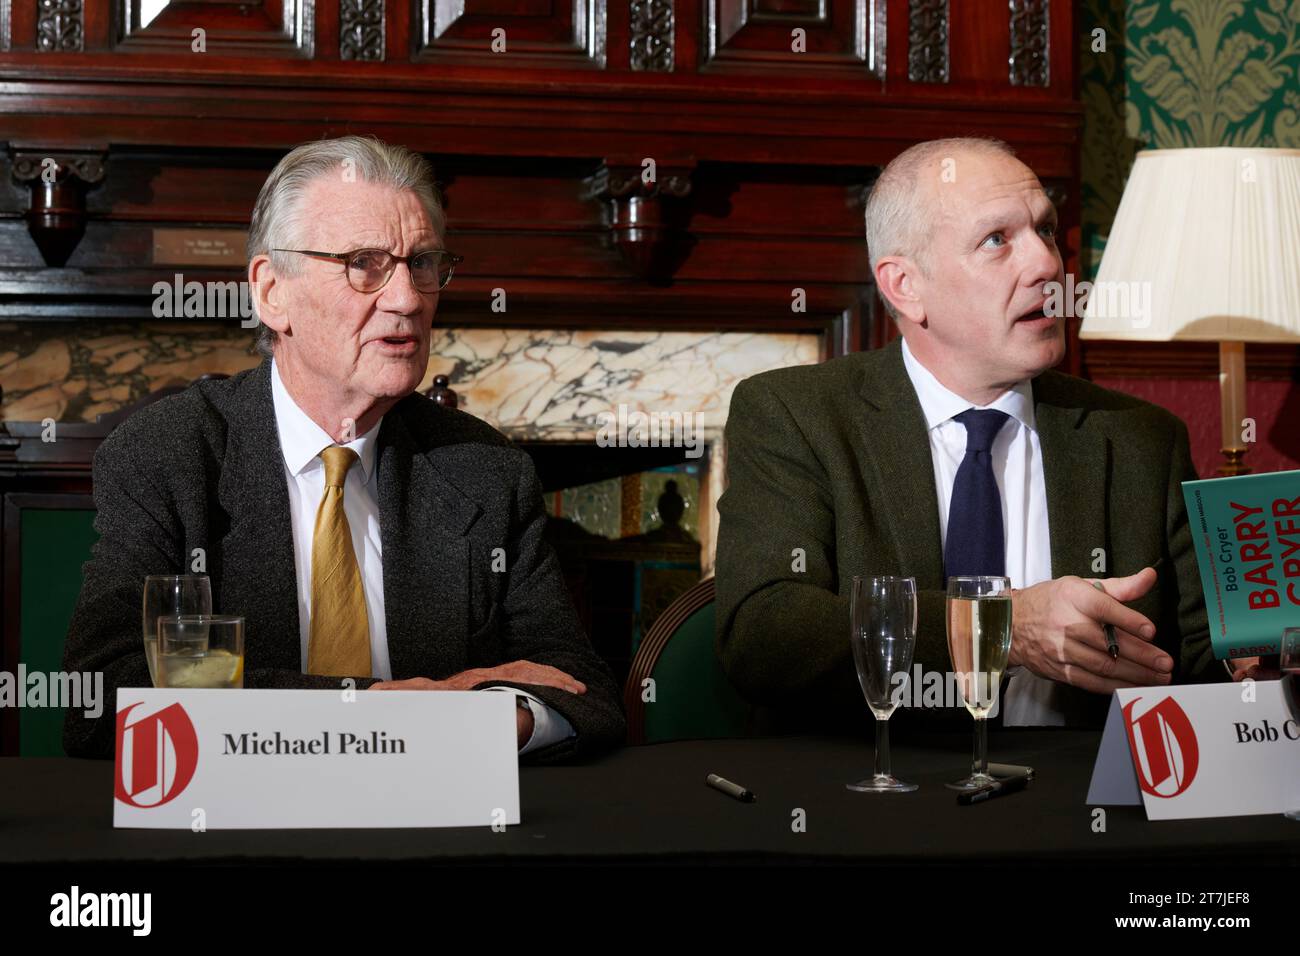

{"left": 157, "top": 615, "right": 245, "bottom": 689}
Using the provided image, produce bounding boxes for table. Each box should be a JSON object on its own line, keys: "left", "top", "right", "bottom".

{"left": 3, "top": 730, "right": 1295, "bottom": 866}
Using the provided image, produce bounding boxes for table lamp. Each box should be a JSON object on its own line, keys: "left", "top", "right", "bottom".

{"left": 1079, "top": 147, "right": 1300, "bottom": 475}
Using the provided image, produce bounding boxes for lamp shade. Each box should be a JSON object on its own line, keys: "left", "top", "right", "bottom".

{"left": 1079, "top": 147, "right": 1300, "bottom": 343}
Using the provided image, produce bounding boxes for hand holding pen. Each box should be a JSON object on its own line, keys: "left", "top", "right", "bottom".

{"left": 1090, "top": 558, "right": 1167, "bottom": 661}
{"left": 1005, "top": 563, "right": 1171, "bottom": 695}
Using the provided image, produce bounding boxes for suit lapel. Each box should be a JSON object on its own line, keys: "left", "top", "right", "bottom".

{"left": 377, "top": 402, "right": 482, "bottom": 679}
{"left": 217, "top": 360, "right": 302, "bottom": 670}
{"left": 857, "top": 338, "right": 945, "bottom": 590}
{"left": 1033, "top": 374, "right": 1111, "bottom": 578}
{"left": 857, "top": 343, "right": 1111, "bottom": 587}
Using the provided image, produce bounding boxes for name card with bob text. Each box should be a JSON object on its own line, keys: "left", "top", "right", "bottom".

{"left": 113, "top": 689, "right": 520, "bottom": 829}
{"left": 1086, "top": 681, "right": 1299, "bottom": 820}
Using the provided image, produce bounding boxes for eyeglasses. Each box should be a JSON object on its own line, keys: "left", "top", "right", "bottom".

{"left": 271, "top": 247, "right": 463, "bottom": 293}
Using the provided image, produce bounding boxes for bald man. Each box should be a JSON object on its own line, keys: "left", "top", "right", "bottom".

{"left": 715, "top": 137, "right": 1221, "bottom": 734}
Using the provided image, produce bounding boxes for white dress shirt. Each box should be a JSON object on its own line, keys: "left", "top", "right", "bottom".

{"left": 899, "top": 338, "right": 1063, "bottom": 725}
{"left": 270, "top": 358, "right": 574, "bottom": 752}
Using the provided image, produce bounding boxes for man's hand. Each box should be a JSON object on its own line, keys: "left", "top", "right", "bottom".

{"left": 368, "top": 661, "right": 585, "bottom": 749}
{"left": 368, "top": 660, "right": 588, "bottom": 695}
{"left": 1008, "top": 568, "right": 1172, "bottom": 694}
{"left": 1228, "top": 654, "right": 1282, "bottom": 682}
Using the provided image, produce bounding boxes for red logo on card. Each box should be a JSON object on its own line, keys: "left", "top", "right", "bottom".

{"left": 115, "top": 702, "right": 200, "bottom": 807}
{"left": 1123, "top": 696, "right": 1199, "bottom": 798}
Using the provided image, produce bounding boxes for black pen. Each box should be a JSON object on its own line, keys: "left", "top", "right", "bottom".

{"left": 1094, "top": 559, "right": 1166, "bottom": 660}
{"left": 1090, "top": 579, "right": 1121, "bottom": 660}
{"left": 957, "top": 773, "right": 1032, "bottom": 805}
{"left": 706, "top": 773, "right": 756, "bottom": 803}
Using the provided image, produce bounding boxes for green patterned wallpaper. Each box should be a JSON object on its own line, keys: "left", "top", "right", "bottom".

{"left": 1081, "top": 0, "right": 1300, "bottom": 276}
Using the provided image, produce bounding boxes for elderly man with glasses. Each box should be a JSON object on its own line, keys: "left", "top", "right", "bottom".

{"left": 63, "top": 135, "right": 625, "bottom": 762}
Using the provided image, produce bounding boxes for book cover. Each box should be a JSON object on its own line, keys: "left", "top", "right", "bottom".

{"left": 1181, "top": 469, "right": 1300, "bottom": 659}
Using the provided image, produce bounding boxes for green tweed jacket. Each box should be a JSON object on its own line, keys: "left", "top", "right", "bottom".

{"left": 715, "top": 336, "right": 1217, "bottom": 734}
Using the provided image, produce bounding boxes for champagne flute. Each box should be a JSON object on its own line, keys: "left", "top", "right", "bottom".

{"left": 847, "top": 575, "right": 918, "bottom": 793}
{"left": 1281, "top": 627, "right": 1299, "bottom": 821}
{"left": 143, "top": 575, "right": 212, "bottom": 687}
{"left": 945, "top": 575, "right": 1012, "bottom": 791}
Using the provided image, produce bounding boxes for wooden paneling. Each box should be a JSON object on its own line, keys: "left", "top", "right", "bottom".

{"left": 0, "top": 0, "right": 1081, "bottom": 362}
{"left": 1082, "top": 341, "right": 1300, "bottom": 382}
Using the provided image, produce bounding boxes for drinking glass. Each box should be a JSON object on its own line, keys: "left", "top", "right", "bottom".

{"left": 945, "top": 575, "right": 1013, "bottom": 791}
{"left": 1281, "top": 627, "right": 1299, "bottom": 821}
{"left": 847, "top": 575, "right": 918, "bottom": 793}
{"left": 157, "top": 614, "right": 245, "bottom": 689}
{"left": 143, "top": 575, "right": 212, "bottom": 687}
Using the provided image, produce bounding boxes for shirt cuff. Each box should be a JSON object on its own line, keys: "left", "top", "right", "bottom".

{"left": 481, "top": 687, "right": 576, "bottom": 755}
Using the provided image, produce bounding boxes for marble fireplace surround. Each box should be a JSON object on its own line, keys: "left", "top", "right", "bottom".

{"left": 426, "top": 328, "right": 822, "bottom": 570}
{"left": 428, "top": 328, "right": 816, "bottom": 438}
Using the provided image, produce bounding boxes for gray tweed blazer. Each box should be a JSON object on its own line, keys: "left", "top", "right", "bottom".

{"left": 62, "top": 358, "right": 626, "bottom": 762}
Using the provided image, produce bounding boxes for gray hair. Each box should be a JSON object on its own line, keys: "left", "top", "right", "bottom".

{"left": 864, "top": 137, "right": 1016, "bottom": 319}
{"left": 247, "top": 135, "right": 447, "bottom": 358}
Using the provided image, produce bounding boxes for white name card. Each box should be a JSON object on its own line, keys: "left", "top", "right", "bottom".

{"left": 113, "top": 689, "right": 520, "bottom": 829}
{"left": 1087, "top": 681, "right": 1300, "bottom": 820}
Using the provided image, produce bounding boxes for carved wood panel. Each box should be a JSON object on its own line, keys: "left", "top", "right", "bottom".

{"left": 414, "top": 0, "right": 606, "bottom": 68}
{"left": 907, "top": 0, "right": 947, "bottom": 83}
{"left": 630, "top": 0, "right": 674, "bottom": 72}
{"left": 37, "top": 0, "right": 84, "bottom": 52}
{"left": 114, "top": 0, "right": 315, "bottom": 57}
{"left": 1009, "top": 0, "right": 1049, "bottom": 87}
{"left": 340, "top": 0, "right": 384, "bottom": 61}
{"left": 702, "top": 0, "right": 880, "bottom": 75}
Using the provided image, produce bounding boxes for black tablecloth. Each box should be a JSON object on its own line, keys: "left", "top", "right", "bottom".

{"left": 4, "top": 730, "right": 1296, "bottom": 866}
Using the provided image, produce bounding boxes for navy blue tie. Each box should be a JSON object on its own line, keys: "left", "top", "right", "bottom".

{"left": 944, "top": 409, "right": 1010, "bottom": 581}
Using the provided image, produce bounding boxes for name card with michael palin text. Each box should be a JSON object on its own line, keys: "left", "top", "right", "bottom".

{"left": 1086, "top": 681, "right": 1299, "bottom": 820}
{"left": 113, "top": 689, "right": 520, "bottom": 829}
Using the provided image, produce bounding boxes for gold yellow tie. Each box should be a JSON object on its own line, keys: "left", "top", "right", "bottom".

{"left": 306, "top": 445, "right": 372, "bottom": 677}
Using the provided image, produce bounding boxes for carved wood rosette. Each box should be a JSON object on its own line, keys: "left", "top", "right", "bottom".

{"left": 11, "top": 150, "right": 106, "bottom": 267}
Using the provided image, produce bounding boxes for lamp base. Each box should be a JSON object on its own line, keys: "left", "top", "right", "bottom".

{"left": 1217, "top": 447, "right": 1250, "bottom": 477}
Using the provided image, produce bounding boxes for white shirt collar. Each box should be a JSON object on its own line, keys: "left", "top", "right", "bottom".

{"left": 899, "top": 336, "right": 1036, "bottom": 433}
{"left": 270, "top": 357, "right": 381, "bottom": 481}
